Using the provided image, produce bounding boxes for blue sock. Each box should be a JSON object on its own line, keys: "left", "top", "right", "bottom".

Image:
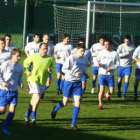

{"left": 44, "top": 85, "right": 49, "bottom": 90}
{"left": 25, "top": 110, "right": 32, "bottom": 118}
{"left": 71, "top": 106, "right": 80, "bottom": 126}
{"left": 32, "top": 111, "right": 36, "bottom": 119}
{"left": 92, "top": 79, "right": 96, "bottom": 88}
{"left": 117, "top": 81, "right": 122, "bottom": 94}
{"left": 56, "top": 79, "right": 61, "bottom": 90}
{"left": 122, "top": 82, "right": 129, "bottom": 95}
{"left": 54, "top": 101, "right": 63, "bottom": 112}
{"left": 82, "top": 88, "right": 85, "bottom": 95}
{"left": 3, "top": 112, "right": 15, "bottom": 130}
{"left": 48, "top": 73, "right": 51, "bottom": 79}
{"left": 60, "top": 80, "right": 64, "bottom": 90}
{"left": 134, "top": 84, "right": 138, "bottom": 97}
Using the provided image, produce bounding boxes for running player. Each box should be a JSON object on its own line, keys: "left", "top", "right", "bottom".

{"left": 24, "top": 43, "right": 53, "bottom": 125}
{"left": 25, "top": 33, "right": 40, "bottom": 57}
{"left": 90, "top": 35, "right": 106, "bottom": 94}
{"left": 54, "top": 34, "right": 73, "bottom": 94}
{"left": 4, "top": 34, "right": 17, "bottom": 52}
{"left": 0, "top": 48, "right": 23, "bottom": 135}
{"left": 132, "top": 45, "right": 140, "bottom": 101}
{"left": 117, "top": 35, "right": 135, "bottom": 99}
{"left": 51, "top": 43, "right": 88, "bottom": 130}
{"left": 97, "top": 39, "right": 120, "bottom": 109}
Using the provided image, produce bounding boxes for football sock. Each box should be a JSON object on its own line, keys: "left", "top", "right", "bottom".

{"left": 117, "top": 81, "right": 122, "bottom": 94}
{"left": 32, "top": 111, "right": 36, "bottom": 119}
{"left": 122, "top": 82, "right": 129, "bottom": 95}
{"left": 54, "top": 101, "right": 64, "bottom": 112}
{"left": 25, "top": 109, "right": 32, "bottom": 118}
{"left": 92, "top": 79, "right": 96, "bottom": 88}
{"left": 56, "top": 78, "right": 61, "bottom": 90}
{"left": 71, "top": 106, "right": 80, "bottom": 126}
{"left": 134, "top": 84, "right": 138, "bottom": 97}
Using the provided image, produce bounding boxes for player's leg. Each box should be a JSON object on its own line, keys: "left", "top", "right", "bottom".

{"left": 59, "top": 74, "right": 65, "bottom": 94}
{"left": 117, "top": 67, "right": 123, "bottom": 97}
{"left": 98, "top": 75, "right": 105, "bottom": 109}
{"left": 122, "top": 67, "right": 132, "bottom": 99}
{"left": 81, "top": 75, "right": 87, "bottom": 95}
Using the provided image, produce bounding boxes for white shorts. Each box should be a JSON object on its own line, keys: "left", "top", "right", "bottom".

{"left": 28, "top": 83, "right": 45, "bottom": 94}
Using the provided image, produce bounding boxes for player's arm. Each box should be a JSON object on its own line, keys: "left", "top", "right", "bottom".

{"left": 87, "top": 51, "right": 92, "bottom": 66}
{"left": 53, "top": 45, "right": 60, "bottom": 59}
{"left": 90, "top": 46, "right": 98, "bottom": 57}
{"left": 110, "top": 53, "right": 120, "bottom": 71}
{"left": 132, "top": 47, "right": 140, "bottom": 62}
{"left": 117, "top": 45, "right": 129, "bottom": 58}
{"left": 24, "top": 45, "right": 30, "bottom": 57}
{"left": 18, "top": 67, "right": 24, "bottom": 88}
{"left": 96, "top": 52, "right": 106, "bottom": 69}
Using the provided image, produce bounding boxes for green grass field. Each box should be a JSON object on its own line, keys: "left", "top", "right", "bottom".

{"left": 1, "top": 53, "right": 140, "bottom": 140}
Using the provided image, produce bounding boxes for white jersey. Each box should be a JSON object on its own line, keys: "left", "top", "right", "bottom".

{"left": 5, "top": 44, "right": 17, "bottom": 52}
{"left": 132, "top": 45, "right": 140, "bottom": 69}
{"left": 25, "top": 41, "right": 40, "bottom": 56}
{"left": 62, "top": 54, "right": 88, "bottom": 82}
{"left": 0, "top": 60, "right": 23, "bottom": 91}
{"left": 0, "top": 50, "right": 11, "bottom": 66}
{"left": 97, "top": 50, "right": 120, "bottom": 75}
{"left": 47, "top": 42, "right": 54, "bottom": 57}
{"left": 90, "top": 43, "right": 105, "bottom": 66}
{"left": 54, "top": 42, "right": 73, "bottom": 64}
{"left": 71, "top": 48, "right": 92, "bottom": 64}
{"left": 117, "top": 43, "right": 135, "bottom": 67}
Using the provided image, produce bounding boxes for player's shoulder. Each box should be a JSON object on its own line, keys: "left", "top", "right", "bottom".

{"left": 91, "top": 43, "right": 99, "bottom": 48}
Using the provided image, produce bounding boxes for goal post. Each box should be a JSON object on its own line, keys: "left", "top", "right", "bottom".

{"left": 86, "top": 1, "right": 140, "bottom": 48}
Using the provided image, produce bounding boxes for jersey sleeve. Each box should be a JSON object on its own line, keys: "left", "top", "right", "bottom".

{"left": 111, "top": 52, "right": 120, "bottom": 70}
{"left": 117, "top": 45, "right": 128, "bottom": 58}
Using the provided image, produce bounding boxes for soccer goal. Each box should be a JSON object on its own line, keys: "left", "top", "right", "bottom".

{"left": 86, "top": 1, "right": 140, "bottom": 48}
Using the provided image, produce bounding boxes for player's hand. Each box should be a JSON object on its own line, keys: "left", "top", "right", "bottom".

{"left": 27, "top": 72, "right": 32, "bottom": 77}
{"left": 19, "top": 83, "right": 24, "bottom": 88}
{"left": 75, "top": 72, "right": 81, "bottom": 77}
{"left": 48, "top": 68, "right": 52, "bottom": 73}
{"left": 106, "top": 67, "right": 112, "bottom": 72}
{"left": 126, "top": 51, "right": 130, "bottom": 56}
{"left": 97, "top": 62, "right": 101, "bottom": 67}
{"left": 2, "top": 82, "right": 8, "bottom": 88}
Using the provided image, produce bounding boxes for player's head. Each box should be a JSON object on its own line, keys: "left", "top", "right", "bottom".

{"left": 11, "top": 48, "right": 21, "bottom": 63}
{"left": 99, "top": 34, "right": 106, "bottom": 45}
{"left": 42, "top": 33, "right": 50, "bottom": 44}
{"left": 62, "top": 34, "right": 70, "bottom": 45}
{"left": 76, "top": 43, "right": 85, "bottom": 57}
{"left": 33, "top": 33, "right": 40, "bottom": 43}
{"left": 0, "top": 38, "right": 5, "bottom": 51}
{"left": 39, "top": 42, "right": 48, "bottom": 57}
{"left": 5, "top": 34, "right": 11, "bottom": 44}
{"left": 78, "top": 37, "right": 85, "bottom": 45}
{"left": 124, "top": 35, "right": 131, "bottom": 46}
{"left": 104, "top": 39, "right": 111, "bottom": 51}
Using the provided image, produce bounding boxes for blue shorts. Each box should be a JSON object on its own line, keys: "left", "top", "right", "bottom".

{"left": 99, "top": 75, "right": 115, "bottom": 87}
{"left": 92, "top": 66, "right": 99, "bottom": 75}
{"left": 135, "top": 68, "right": 140, "bottom": 78}
{"left": 63, "top": 81, "right": 82, "bottom": 97}
{"left": 56, "top": 63, "right": 63, "bottom": 73}
{"left": 118, "top": 66, "right": 132, "bottom": 77}
{"left": 81, "top": 75, "right": 87, "bottom": 82}
{"left": 0, "top": 90, "right": 18, "bottom": 107}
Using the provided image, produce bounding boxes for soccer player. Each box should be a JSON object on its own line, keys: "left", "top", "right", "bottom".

{"left": 71, "top": 37, "right": 92, "bottom": 94}
{"left": 24, "top": 43, "right": 53, "bottom": 125}
{"left": 132, "top": 46, "right": 140, "bottom": 101}
{"left": 0, "top": 48, "right": 23, "bottom": 135}
{"left": 97, "top": 39, "right": 120, "bottom": 109}
{"left": 51, "top": 43, "right": 88, "bottom": 130}
{"left": 117, "top": 35, "right": 135, "bottom": 99}
{"left": 54, "top": 34, "right": 73, "bottom": 94}
{"left": 90, "top": 35, "right": 106, "bottom": 94}
{"left": 5, "top": 34, "right": 17, "bottom": 52}
{"left": 25, "top": 33, "right": 40, "bottom": 57}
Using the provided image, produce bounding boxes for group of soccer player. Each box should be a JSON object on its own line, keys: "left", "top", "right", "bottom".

{"left": 0, "top": 32, "right": 140, "bottom": 134}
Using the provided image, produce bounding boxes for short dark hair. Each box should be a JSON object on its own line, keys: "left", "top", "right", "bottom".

{"left": 5, "top": 34, "right": 11, "bottom": 38}
{"left": 0, "top": 38, "right": 5, "bottom": 42}
{"left": 12, "top": 48, "right": 21, "bottom": 55}
{"left": 62, "top": 34, "right": 70, "bottom": 40}
{"left": 33, "top": 33, "right": 40, "bottom": 38}
{"left": 104, "top": 38, "right": 112, "bottom": 44}
{"left": 78, "top": 37, "right": 85, "bottom": 44}
{"left": 99, "top": 34, "right": 106, "bottom": 40}
{"left": 124, "top": 35, "right": 131, "bottom": 40}
{"left": 39, "top": 42, "right": 48, "bottom": 48}
{"left": 76, "top": 43, "right": 85, "bottom": 50}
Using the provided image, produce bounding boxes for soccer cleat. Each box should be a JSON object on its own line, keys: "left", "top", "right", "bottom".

{"left": 133, "top": 96, "right": 138, "bottom": 101}
{"left": 98, "top": 104, "right": 103, "bottom": 109}
{"left": 25, "top": 116, "right": 29, "bottom": 124}
{"left": 91, "top": 88, "right": 95, "bottom": 94}
{"left": 26, "top": 86, "right": 30, "bottom": 92}
{"left": 122, "top": 95, "right": 126, "bottom": 99}
{"left": 2, "top": 129, "right": 11, "bottom": 135}
{"left": 31, "top": 119, "right": 36, "bottom": 126}
{"left": 117, "top": 94, "right": 121, "bottom": 97}
{"left": 51, "top": 106, "right": 57, "bottom": 119}
{"left": 70, "top": 125, "right": 78, "bottom": 130}
{"left": 57, "top": 89, "right": 60, "bottom": 95}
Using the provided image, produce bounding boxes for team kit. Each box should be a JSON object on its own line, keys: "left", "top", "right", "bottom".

{"left": 0, "top": 33, "right": 139, "bottom": 134}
